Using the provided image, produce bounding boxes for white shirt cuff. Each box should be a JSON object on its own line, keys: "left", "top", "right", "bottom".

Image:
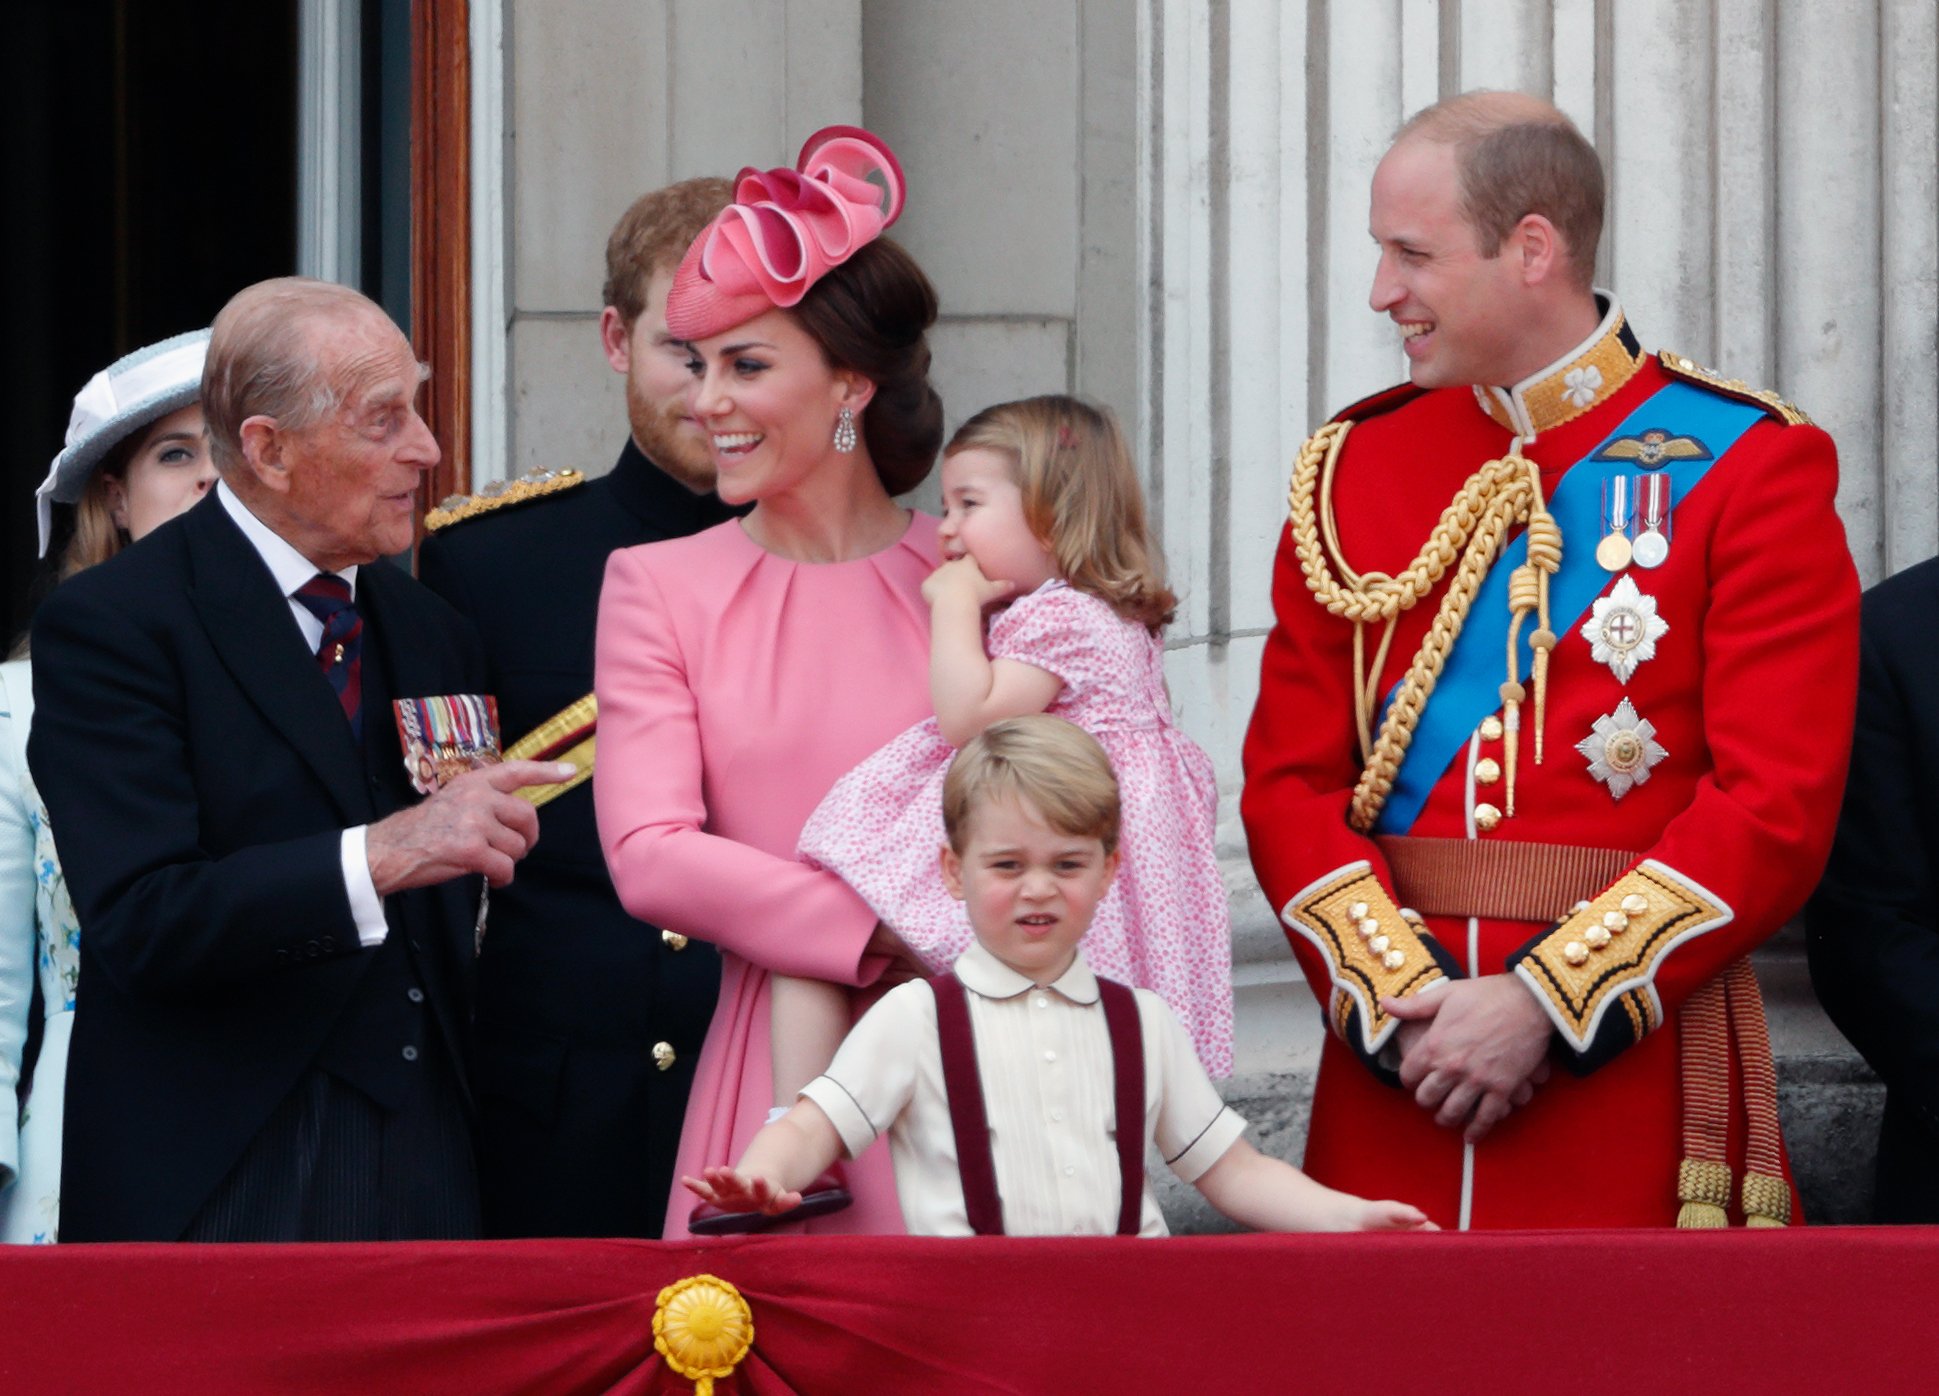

{"left": 1166, "top": 1105, "right": 1248, "bottom": 1184}
{"left": 340, "top": 826, "right": 388, "bottom": 948}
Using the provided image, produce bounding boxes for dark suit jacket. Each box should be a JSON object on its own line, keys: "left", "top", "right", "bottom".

{"left": 29, "top": 491, "right": 485, "bottom": 1241}
{"left": 417, "top": 440, "right": 736, "bottom": 1237}
{"left": 1806, "top": 555, "right": 1939, "bottom": 1222}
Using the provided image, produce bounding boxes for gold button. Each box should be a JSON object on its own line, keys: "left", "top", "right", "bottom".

{"left": 1382, "top": 949, "right": 1406, "bottom": 971}
{"left": 1584, "top": 925, "right": 1612, "bottom": 950}
{"left": 1357, "top": 917, "right": 1380, "bottom": 940}
{"left": 1620, "top": 893, "right": 1649, "bottom": 916}
{"left": 1480, "top": 716, "right": 1505, "bottom": 742}
{"left": 1369, "top": 934, "right": 1391, "bottom": 955}
{"left": 652, "top": 1041, "right": 676, "bottom": 1072}
{"left": 1602, "top": 911, "right": 1630, "bottom": 934}
{"left": 661, "top": 929, "right": 689, "bottom": 952}
{"left": 1564, "top": 942, "right": 1589, "bottom": 966}
{"left": 1474, "top": 802, "right": 1502, "bottom": 831}
{"left": 1474, "top": 757, "right": 1501, "bottom": 786}
{"left": 1572, "top": 900, "right": 1592, "bottom": 913}
{"left": 1348, "top": 901, "right": 1370, "bottom": 922}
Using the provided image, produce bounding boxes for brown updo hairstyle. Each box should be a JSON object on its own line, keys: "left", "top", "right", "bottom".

{"left": 945, "top": 396, "right": 1176, "bottom": 632}
{"left": 789, "top": 237, "right": 944, "bottom": 496}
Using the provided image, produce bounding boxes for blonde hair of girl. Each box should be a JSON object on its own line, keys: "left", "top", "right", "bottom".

{"left": 944, "top": 395, "right": 1176, "bottom": 632}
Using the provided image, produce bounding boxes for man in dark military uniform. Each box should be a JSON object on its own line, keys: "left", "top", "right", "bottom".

{"left": 418, "top": 177, "right": 739, "bottom": 1238}
{"left": 1808, "top": 556, "right": 1939, "bottom": 1223}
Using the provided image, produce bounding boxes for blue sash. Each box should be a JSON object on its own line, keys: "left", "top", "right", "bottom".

{"left": 1372, "top": 381, "right": 1764, "bottom": 835}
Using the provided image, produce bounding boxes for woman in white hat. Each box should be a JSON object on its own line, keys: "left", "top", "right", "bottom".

{"left": 0, "top": 329, "right": 215, "bottom": 1242}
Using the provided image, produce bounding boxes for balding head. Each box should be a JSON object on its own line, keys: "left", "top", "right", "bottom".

{"left": 204, "top": 276, "right": 438, "bottom": 571}
{"left": 203, "top": 278, "right": 397, "bottom": 476}
{"left": 1393, "top": 90, "right": 1604, "bottom": 290}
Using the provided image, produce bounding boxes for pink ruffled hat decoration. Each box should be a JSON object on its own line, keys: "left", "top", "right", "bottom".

{"left": 665, "top": 124, "right": 906, "bottom": 342}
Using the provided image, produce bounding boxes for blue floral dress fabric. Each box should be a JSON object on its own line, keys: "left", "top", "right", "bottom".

{"left": 1, "top": 659, "right": 76, "bottom": 1243}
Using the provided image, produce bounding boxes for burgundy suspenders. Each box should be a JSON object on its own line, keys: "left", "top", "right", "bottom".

{"left": 929, "top": 972, "right": 1147, "bottom": 1237}
{"left": 1099, "top": 979, "right": 1147, "bottom": 1237}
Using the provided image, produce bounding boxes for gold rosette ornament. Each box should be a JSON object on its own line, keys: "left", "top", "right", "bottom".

{"left": 654, "top": 1274, "right": 755, "bottom": 1395}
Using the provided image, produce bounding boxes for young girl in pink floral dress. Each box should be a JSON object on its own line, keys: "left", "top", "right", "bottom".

{"left": 786, "top": 395, "right": 1235, "bottom": 1093}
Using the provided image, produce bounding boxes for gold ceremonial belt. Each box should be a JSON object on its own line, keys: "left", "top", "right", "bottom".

{"left": 504, "top": 693, "right": 596, "bottom": 807}
{"left": 1375, "top": 835, "right": 1641, "bottom": 924}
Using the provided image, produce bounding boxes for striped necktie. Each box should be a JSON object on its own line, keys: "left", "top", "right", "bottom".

{"left": 293, "top": 573, "right": 363, "bottom": 738}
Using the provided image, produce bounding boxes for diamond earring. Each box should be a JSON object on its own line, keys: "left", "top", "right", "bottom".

{"left": 832, "top": 406, "right": 857, "bottom": 453}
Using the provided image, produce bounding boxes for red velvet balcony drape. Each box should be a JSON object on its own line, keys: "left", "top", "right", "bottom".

{"left": 2, "top": 1229, "right": 1933, "bottom": 1393}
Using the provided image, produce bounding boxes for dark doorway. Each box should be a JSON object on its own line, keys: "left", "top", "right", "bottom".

{"left": 4, "top": 0, "right": 301, "bottom": 649}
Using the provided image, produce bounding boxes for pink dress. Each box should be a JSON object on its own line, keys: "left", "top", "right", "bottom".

{"left": 595, "top": 514, "right": 939, "bottom": 1240}
{"left": 799, "top": 580, "right": 1236, "bottom": 1076}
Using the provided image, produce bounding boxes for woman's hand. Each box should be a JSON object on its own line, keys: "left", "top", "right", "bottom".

{"left": 921, "top": 555, "right": 1013, "bottom": 610}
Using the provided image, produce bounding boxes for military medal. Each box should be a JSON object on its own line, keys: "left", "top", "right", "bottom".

{"left": 1596, "top": 475, "right": 1634, "bottom": 572}
{"left": 1576, "top": 697, "right": 1667, "bottom": 800}
{"left": 1631, "top": 473, "right": 1672, "bottom": 569}
{"left": 1581, "top": 576, "right": 1668, "bottom": 684}
{"left": 395, "top": 692, "right": 504, "bottom": 795}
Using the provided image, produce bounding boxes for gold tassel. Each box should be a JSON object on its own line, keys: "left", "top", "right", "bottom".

{"left": 1676, "top": 1158, "right": 1732, "bottom": 1229}
{"left": 1499, "top": 682, "right": 1525, "bottom": 816}
{"left": 1741, "top": 1171, "right": 1792, "bottom": 1229}
{"left": 1530, "top": 632, "right": 1554, "bottom": 765}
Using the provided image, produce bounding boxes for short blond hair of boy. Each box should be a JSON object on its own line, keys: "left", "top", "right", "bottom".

{"left": 942, "top": 715, "right": 1121, "bottom": 855}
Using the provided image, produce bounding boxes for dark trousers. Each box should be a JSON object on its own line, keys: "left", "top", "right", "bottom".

{"left": 1873, "top": 1092, "right": 1939, "bottom": 1225}
{"left": 180, "top": 1050, "right": 478, "bottom": 1242}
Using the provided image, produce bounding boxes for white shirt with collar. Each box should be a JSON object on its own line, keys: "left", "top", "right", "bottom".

{"left": 801, "top": 941, "right": 1246, "bottom": 1237}
{"left": 215, "top": 482, "right": 388, "bottom": 948}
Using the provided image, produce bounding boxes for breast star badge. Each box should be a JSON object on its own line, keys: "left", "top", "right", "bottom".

{"left": 1577, "top": 697, "right": 1667, "bottom": 800}
{"left": 1581, "top": 576, "right": 1668, "bottom": 684}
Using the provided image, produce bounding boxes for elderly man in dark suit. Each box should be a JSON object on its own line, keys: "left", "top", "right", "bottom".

{"left": 418, "top": 177, "right": 739, "bottom": 1238}
{"left": 1808, "top": 556, "right": 1939, "bottom": 1223}
{"left": 30, "top": 278, "right": 569, "bottom": 1242}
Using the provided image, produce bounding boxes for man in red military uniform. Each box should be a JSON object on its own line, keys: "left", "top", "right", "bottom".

{"left": 1242, "top": 90, "right": 1858, "bottom": 1229}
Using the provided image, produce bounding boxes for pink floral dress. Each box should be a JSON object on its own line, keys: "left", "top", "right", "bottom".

{"left": 799, "top": 581, "right": 1235, "bottom": 1076}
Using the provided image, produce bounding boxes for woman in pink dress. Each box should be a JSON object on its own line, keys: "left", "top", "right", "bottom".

{"left": 594, "top": 127, "right": 941, "bottom": 1239}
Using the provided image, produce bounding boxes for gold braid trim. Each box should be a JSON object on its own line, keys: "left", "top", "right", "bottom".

{"left": 1515, "top": 861, "right": 1733, "bottom": 1053}
{"left": 425, "top": 468, "right": 586, "bottom": 531}
{"left": 1280, "top": 862, "right": 1448, "bottom": 1055}
{"left": 1288, "top": 421, "right": 1560, "bottom": 831}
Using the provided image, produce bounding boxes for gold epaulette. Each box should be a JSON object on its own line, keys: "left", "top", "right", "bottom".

{"left": 1280, "top": 862, "right": 1449, "bottom": 1055}
{"left": 425, "top": 467, "right": 586, "bottom": 532}
{"left": 1658, "top": 352, "right": 1813, "bottom": 427}
{"left": 1512, "top": 860, "right": 1732, "bottom": 1053}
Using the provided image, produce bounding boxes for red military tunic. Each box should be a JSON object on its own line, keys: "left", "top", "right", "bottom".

{"left": 1242, "top": 299, "right": 1859, "bottom": 1228}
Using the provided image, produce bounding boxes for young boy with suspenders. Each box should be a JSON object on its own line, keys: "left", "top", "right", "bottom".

{"left": 685, "top": 716, "right": 1435, "bottom": 1237}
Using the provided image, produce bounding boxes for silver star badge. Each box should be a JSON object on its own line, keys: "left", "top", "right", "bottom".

{"left": 1576, "top": 698, "right": 1667, "bottom": 800}
{"left": 1580, "top": 576, "right": 1669, "bottom": 684}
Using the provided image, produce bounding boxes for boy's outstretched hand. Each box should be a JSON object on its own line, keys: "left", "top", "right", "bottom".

{"left": 682, "top": 1166, "right": 801, "bottom": 1218}
{"left": 1353, "top": 1199, "right": 1438, "bottom": 1232}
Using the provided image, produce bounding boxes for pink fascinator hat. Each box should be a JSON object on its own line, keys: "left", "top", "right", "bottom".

{"left": 665, "top": 124, "right": 906, "bottom": 341}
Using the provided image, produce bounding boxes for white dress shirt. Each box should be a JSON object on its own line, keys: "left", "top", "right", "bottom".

{"left": 802, "top": 942, "right": 1246, "bottom": 1237}
{"left": 215, "top": 483, "right": 388, "bottom": 947}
